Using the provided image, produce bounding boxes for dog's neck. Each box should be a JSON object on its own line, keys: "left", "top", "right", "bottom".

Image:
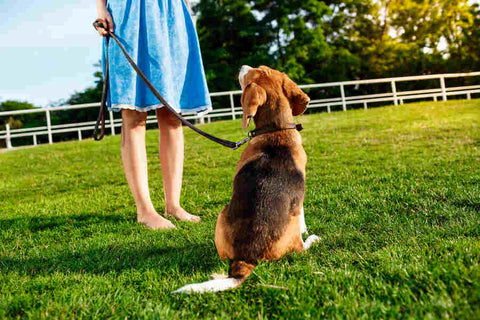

{"left": 253, "top": 101, "right": 295, "bottom": 130}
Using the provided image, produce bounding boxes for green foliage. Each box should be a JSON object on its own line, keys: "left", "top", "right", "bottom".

{"left": 0, "top": 101, "right": 38, "bottom": 128}
{"left": 196, "top": 0, "right": 480, "bottom": 89}
{"left": 0, "top": 101, "right": 44, "bottom": 147}
{"left": 52, "top": 62, "right": 104, "bottom": 135}
{"left": 194, "top": 0, "right": 274, "bottom": 92}
{"left": 1, "top": 100, "right": 479, "bottom": 318}
{"left": 0, "top": 100, "right": 36, "bottom": 112}
{"left": 448, "top": 3, "right": 480, "bottom": 72}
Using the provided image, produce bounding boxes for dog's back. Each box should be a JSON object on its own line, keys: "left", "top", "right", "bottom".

{"left": 228, "top": 144, "right": 305, "bottom": 262}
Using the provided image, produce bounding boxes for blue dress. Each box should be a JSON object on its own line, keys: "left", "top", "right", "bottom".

{"left": 103, "top": 0, "right": 212, "bottom": 113}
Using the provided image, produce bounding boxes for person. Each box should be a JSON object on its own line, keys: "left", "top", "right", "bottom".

{"left": 95, "top": 0, "right": 212, "bottom": 229}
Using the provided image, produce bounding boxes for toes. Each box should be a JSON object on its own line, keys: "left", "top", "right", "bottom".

{"left": 166, "top": 208, "right": 201, "bottom": 222}
{"left": 150, "top": 221, "right": 176, "bottom": 230}
{"left": 189, "top": 215, "right": 201, "bottom": 222}
{"left": 138, "top": 214, "right": 176, "bottom": 230}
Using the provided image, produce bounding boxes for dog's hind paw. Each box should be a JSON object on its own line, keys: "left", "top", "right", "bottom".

{"left": 303, "top": 235, "right": 321, "bottom": 251}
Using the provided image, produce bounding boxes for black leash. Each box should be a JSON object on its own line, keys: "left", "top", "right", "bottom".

{"left": 93, "top": 21, "right": 301, "bottom": 149}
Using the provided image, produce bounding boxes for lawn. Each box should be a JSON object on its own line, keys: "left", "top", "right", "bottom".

{"left": 0, "top": 100, "right": 479, "bottom": 319}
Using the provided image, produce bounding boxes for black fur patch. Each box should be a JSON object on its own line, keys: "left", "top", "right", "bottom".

{"left": 227, "top": 145, "right": 305, "bottom": 262}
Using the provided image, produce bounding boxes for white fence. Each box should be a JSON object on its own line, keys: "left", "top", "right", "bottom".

{"left": 1, "top": 71, "right": 480, "bottom": 149}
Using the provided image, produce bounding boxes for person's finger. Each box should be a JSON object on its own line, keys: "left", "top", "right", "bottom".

{"left": 106, "top": 16, "right": 114, "bottom": 32}
{"left": 96, "top": 26, "right": 107, "bottom": 37}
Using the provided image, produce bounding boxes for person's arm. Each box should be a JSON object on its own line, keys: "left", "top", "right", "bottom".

{"left": 95, "top": 0, "right": 113, "bottom": 36}
{"left": 184, "top": 0, "right": 191, "bottom": 11}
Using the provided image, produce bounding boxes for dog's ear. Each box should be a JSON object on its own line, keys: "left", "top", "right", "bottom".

{"left": 241, "top": 83, "right": 266, "bottom": 130}
{"left": 282, "top": 74, "right": 310, "bottom": 116}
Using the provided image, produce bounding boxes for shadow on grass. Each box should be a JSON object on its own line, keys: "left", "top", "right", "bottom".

{"left": 0, "top": 213, "right": 130, "bottom": 232}
{"left": 0, "top": 214, "right": 220, "bottom": 276}
{"left": 0, "top": 242, "right": 218, "bottom": 277}
{"left": 453, "top": 199, "right": 480, "bottom": 212}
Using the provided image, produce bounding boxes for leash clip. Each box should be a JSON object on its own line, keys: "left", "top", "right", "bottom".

{"left": 234, "top": 136, "right": 251, "bottom": 150}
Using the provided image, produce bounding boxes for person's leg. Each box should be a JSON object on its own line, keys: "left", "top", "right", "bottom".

{"left": 156, "top": 107, "right": 200, "bottom": 221}
{"left": 121, "top": 109, "right": 175, "bottom": 229}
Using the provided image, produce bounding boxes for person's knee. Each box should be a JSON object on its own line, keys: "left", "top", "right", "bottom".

{"left": 157, "top": 108, "right": 181, "bottom": 129}
{"left": 122, "top": 109, "right": 147, "bottom": 128}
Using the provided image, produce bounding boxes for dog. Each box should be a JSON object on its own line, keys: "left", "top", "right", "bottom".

{"left": 173, "top": 66, "right": 320, "bottom": 294}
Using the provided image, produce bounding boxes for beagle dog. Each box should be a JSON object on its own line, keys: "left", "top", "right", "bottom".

{"left": 173, "top": 66, "right": 320, "bottom": 294}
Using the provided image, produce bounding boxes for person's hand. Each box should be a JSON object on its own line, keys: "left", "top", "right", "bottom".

{"left": 95, "top": 7, "right": 114, "bottom": 36}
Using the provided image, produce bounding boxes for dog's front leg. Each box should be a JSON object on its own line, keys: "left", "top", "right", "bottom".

{"left": 299, "top": 206, "right": 320, "bottom": 251}
{"left": 299, "top": 206, "right": 308, "bottom": 235}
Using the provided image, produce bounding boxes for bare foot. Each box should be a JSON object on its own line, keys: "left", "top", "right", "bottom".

{"left": 138, "top": 211, "right": 176, "bottom": 230}
{"left": 166, "top": 206, "right": 201, "bottom": 222}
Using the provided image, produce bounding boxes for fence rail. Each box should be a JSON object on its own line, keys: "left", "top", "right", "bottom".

{"left": 1, "top": 71, "right": 480, "bottom": 149}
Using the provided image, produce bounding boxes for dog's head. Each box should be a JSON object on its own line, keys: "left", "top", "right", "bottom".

{"left": 238, "top": 65, "right": 310, "bottom": 130}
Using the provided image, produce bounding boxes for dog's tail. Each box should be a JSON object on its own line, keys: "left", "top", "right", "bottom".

{"left": 172, "top": 261, "right": 256, "bottom": 294}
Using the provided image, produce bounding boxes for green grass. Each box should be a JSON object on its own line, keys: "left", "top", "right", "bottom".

{"left": 1, "top": 100, "right": 479, "bottom": 319}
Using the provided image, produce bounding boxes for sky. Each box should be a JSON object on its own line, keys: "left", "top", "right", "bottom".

{"left": 0, "top": 0, "right": 202, "bottom": 108}
{"left": 0, "top": 0, "right": 103, "bottom": 107}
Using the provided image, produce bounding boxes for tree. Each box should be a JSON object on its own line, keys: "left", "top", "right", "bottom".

{"left": 194, "top": 0, "right": 274, "bottom": 92}
{"left": 51, "top": 61, "right": 104, "bottom": 131}
{"left": 65, "top": 61, "right": 104, "bottom": 105}
{"left": 448, "top": 3, "right": 480, "bottom": 74}
{"left": 0, "top": 100, "right": 41, "bottom": 130}
{"left": 0, "top": 100, "right": 43, "bottom": 147}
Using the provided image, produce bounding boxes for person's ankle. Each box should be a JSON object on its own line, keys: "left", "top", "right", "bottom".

{"left": 165, "top": 204, "right": 181, "bottom": 215}
{"left": 137, "top": 205, "right": 157, "bottom": 217}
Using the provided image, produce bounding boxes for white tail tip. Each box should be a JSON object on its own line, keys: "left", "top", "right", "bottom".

{"left": 172, "top": 278, "right": 241, "bottom": 294}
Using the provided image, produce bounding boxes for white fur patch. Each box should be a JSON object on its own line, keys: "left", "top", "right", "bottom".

{"left": 299, "top": 207, "right": 308, "bottom": 235}
{"left": 172, "top": 278, "right": 241, "bottom": 294}
{"left": 238, "top": 65, "right": 252, "bottom": 89}
{"left": 303, "top": 235, "right": 321, "bottom": 251}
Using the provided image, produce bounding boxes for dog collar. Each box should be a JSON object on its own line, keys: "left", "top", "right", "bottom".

{"left": 248, "top": 123, "right": 303, "bottom": 138}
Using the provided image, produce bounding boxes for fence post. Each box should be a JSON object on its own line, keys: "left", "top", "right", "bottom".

{"left": 327, "top": 105, "right": 331, "bottom": 113}
{"left": 33, "top": 134, "right": 37, "bottom": 146}
{"left": 230, "top": 93, "right": 236, "bottom": 120}
{"left": 467, "top": 92, "right": 471, "bottom": 100}
{"left": 46, "top": 108, "right": 53, "bottom": 144}
{"left": 440, "top": 76, "right": 447, "bottom": 101}
{"left": 5, "top": 123, "right": 12, "bottom": 149}
{"left": 364, "top": 102, "right": 368, "bottom": 110}
{"left": 391, "top": 80, "right": 398, "bottom": 106}
{"left": 109, "top": 111, "right": 115, "bottom": 136}
{"left": 78, "top": 129, "right": 82, "bottom": 141}
{"left": 340, "top": 84, "right": 347, "bottom": 111}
